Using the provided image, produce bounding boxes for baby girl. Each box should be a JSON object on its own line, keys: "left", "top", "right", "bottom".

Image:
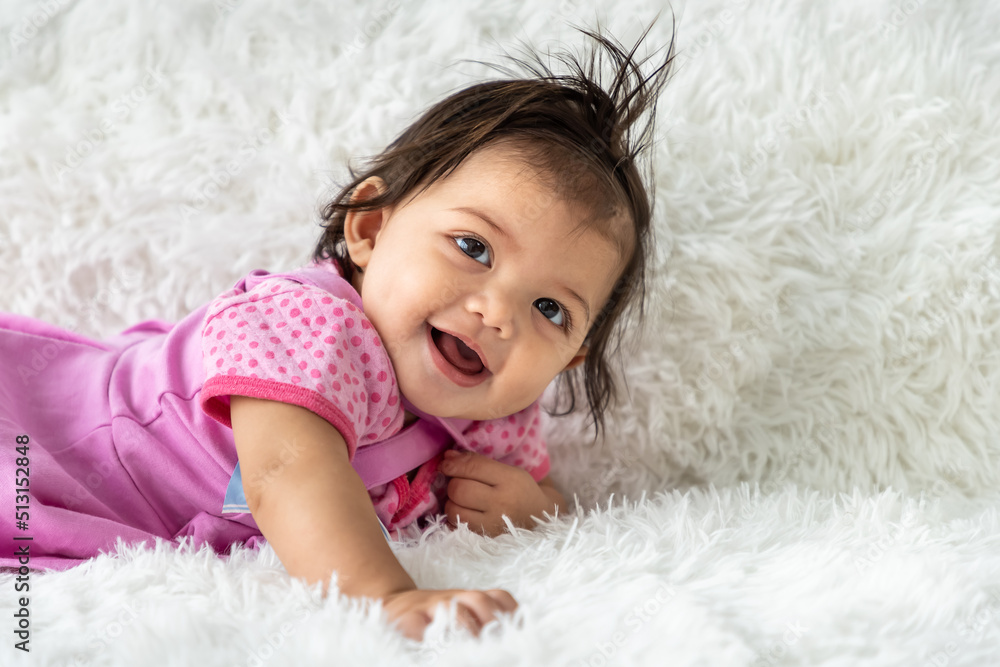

{"left": 1, "top": 26, "right": 674, "bottom": 640}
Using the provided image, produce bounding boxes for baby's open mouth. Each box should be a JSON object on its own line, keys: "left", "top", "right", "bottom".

{"left": 431, "top": 327, "right": 485, "bottom": 375}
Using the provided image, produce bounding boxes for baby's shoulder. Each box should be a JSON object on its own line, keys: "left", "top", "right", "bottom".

{"left": 207, "top": 268, "right": 361, "bottom": 319}
{"left": 199, "top": 269, "right": 403, "bottom": 453}
{"left": 205, "top": 274, "right": 384, "bottom": 361}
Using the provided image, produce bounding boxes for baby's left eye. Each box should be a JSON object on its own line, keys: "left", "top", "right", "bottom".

{"left": 534, "top": 298, "right": 564, "bottom": 327}
{"left": 456, "top": 237, "right": 491, "bottom": 266}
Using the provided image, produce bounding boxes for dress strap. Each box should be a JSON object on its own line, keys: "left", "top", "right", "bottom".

{"left": 351, "top": 417, "right": 452, "bottom": 490}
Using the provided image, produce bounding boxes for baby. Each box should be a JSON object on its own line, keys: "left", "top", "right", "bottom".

{"left": 0, "top": 25, "right": 674, "bottom": 640}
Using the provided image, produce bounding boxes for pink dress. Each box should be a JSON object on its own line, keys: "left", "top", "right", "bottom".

{"left": 0, "top": 259, "right": 549, "bottom": 571}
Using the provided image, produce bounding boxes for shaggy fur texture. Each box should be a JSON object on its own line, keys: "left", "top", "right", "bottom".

{"left": 2, "top": 0, "right": 1000, "bottom": 665}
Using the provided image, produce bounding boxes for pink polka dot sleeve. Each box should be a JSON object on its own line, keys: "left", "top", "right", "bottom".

{"left": 462, "top": 401, "right": 550, "bottom": 481}
{"left": 198, "top": 277, "right": 404, "bottom": 460}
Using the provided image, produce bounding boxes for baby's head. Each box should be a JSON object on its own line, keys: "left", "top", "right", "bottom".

{"left": 314, "top": 25, "right": 676, "bottom": 436}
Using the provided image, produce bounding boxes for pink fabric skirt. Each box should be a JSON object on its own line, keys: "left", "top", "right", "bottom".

{"left": 0, "top": 310, "right": 262, "bottom": 572}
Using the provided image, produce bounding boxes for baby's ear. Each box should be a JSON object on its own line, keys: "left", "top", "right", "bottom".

{"left": 344, "top": 177, "right": 390, "bottom": 271}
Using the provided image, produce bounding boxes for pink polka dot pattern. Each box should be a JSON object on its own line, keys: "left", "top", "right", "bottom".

{"left": 200, "top": 276, "right": 403, "bottom": 459}
{"left": 461, "top": 401, "right": 549, "bottom": 478}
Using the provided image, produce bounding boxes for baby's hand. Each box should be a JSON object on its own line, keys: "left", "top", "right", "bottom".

{"left": 382, "top": 588, "right": 518, "bottom": 640}
{"left": 438, "top": 450, "right": 555, "bottom": 537}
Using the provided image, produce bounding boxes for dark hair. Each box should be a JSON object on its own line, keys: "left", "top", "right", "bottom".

{"left": 313, "top": 20, "right": 677, "bottom": 438}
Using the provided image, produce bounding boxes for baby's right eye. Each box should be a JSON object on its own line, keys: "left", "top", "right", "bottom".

{"left": 455, "top": 236, "right": 491, "bottom": 266}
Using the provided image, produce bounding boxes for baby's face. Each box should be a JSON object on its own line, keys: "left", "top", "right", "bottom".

{"left": 349, "top": 143, "right": 624, "bottom": 421}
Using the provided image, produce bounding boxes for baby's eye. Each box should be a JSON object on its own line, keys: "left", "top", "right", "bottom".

{"left": 534, "top": 298, "right": 564, "bottom": 327}
{"left": 455, "top": 237, "right": 491, "bottom": 266}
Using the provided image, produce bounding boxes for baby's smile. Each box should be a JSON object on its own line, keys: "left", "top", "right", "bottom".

{"left": 427, "top": 324, "right": 491, "bottom": 388}
{"left": 430, "top": 326, "right": 487, "bottom": 375}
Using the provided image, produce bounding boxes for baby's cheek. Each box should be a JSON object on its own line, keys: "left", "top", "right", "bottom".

{"left": 491, "top": 385, "right": 541, "bottom": 423}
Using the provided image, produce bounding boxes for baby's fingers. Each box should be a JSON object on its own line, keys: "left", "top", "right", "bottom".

{"left": 453, "top": 600, "right": 484, "bottom": 635}
{"left": 382, "top": 588, "right": 518, "bottom": 640}
{"left": 451, "top": 589, "right": 518, "bottom": 634}
{"left": 390, "top": 608, "right": 433, "bottom": 641}
{"left": 484, "top": 588, "right": 518, "bottom": 614}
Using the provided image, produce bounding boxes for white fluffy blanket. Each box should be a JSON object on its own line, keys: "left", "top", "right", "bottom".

{"left": 3, "top": 0, "right": 1000, "bottom": 665}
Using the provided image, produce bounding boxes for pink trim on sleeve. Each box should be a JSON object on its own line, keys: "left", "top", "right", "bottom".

{"left": 200, "top": 375, "right": 360, "bottom": 460}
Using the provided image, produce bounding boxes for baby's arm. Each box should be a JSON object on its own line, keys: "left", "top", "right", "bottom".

{"left": 229, "top": 395, "right": 517, "bottom": 639}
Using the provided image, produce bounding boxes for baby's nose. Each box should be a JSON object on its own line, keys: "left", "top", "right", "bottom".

{"left": 469, "top": 291, "right": 514, "bottom": 338}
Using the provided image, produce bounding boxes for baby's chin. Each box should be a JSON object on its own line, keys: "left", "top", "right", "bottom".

{"left": 398, "top": 384, "right": 530, "bottom": 423}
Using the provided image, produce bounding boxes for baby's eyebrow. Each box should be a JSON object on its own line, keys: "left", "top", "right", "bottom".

{"left": 450, "top": 206, "right": 512, "bottom": 243}
{"left": 563, "top": 287, "right": 591, "bottom": 327}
